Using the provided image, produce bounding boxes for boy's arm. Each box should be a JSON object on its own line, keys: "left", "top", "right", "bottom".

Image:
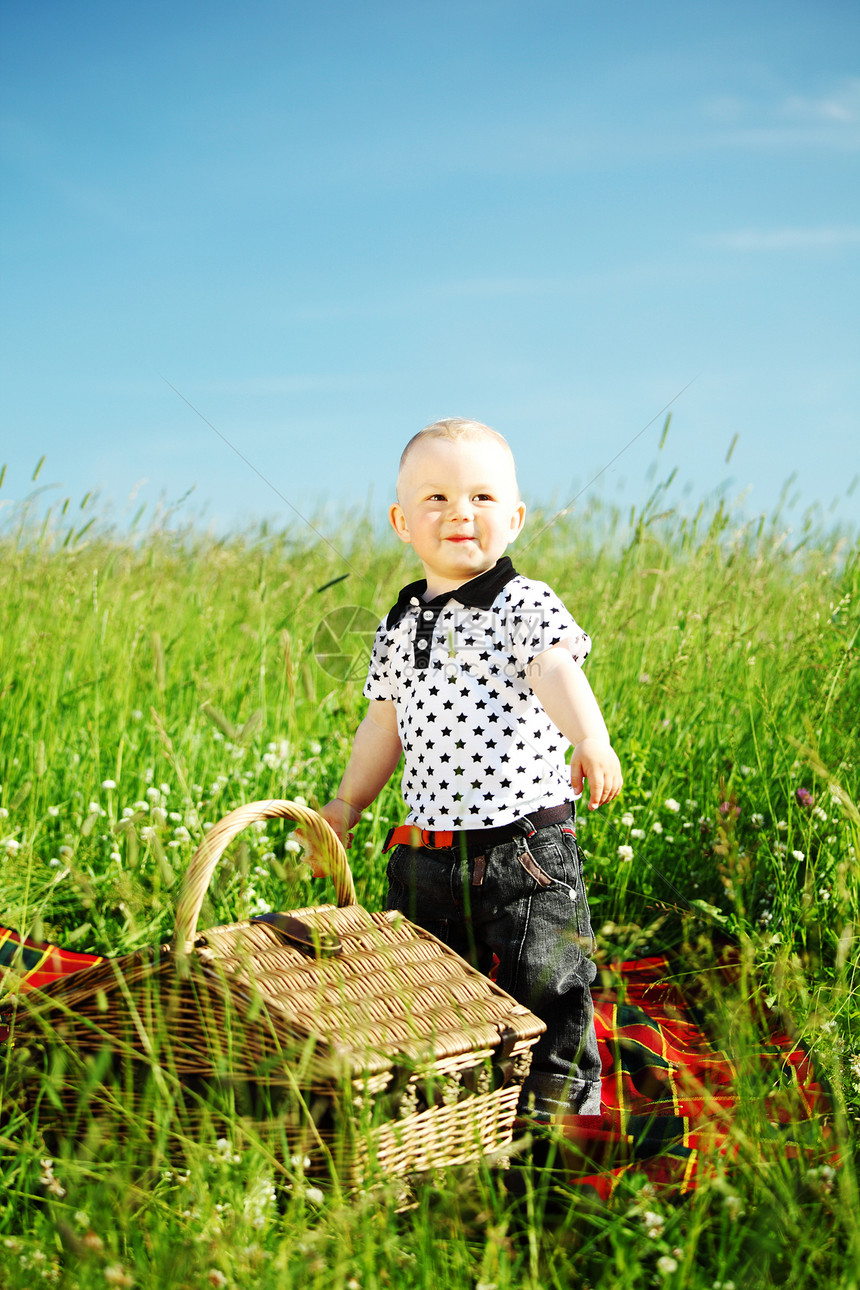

{"left": 313, "top": 700, "right": 402, "bottom": 871}
{"left": 527, "top": 644, "right": 622, "bottom": 810}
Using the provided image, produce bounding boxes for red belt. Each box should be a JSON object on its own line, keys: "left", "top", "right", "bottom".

{"left": 382, "top": 802, "right": 573, "bottom": 856}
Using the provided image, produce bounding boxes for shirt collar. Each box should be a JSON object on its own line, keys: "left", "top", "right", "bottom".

{"left": 386, "top": 556, "right": 518, "bottom": 629}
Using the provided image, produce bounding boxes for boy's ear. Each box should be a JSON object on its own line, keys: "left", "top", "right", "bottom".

{"left": 508, "top": 500, "right": 527, "bottom": 542}
{"left": 389, "top": 503, "right": 411, "bottom": 544}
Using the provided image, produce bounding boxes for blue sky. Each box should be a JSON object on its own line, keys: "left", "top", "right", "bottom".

{"left": 2, "top": 0, "right": 858, "bottom": 539}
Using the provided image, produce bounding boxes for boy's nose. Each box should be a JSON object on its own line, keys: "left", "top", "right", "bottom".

{"left": 447, "top": 495, "right": 474, "bottom": 521}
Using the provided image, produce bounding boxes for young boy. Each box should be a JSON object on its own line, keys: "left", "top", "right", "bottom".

{"left": 319, "top": 418, "right": 622, "bottom": 1119}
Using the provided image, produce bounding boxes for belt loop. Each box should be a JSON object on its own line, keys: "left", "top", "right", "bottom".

{"left": 517, "top": 814, "right": 538, "bottom": 840}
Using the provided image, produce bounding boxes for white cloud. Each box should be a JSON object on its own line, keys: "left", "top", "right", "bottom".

{"left": 704, "top": 227, "right": 860, "bottom": 253}
{"left": 702, "top": 78, "right": 860, "bottom": 151}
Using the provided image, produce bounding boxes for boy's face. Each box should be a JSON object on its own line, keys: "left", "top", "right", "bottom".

{"left": 390, "top": 436, "right": 526, "bottom": 593}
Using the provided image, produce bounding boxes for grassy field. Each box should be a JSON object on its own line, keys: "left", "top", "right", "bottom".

{"left": 1, "top": 460, "right": 859, "bottom": 1288}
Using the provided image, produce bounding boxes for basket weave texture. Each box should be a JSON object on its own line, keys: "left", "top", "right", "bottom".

{"left": 15, "top": 800, "right": 545, "bottom": 1183}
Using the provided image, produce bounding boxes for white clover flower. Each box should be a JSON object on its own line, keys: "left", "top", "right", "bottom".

{"left": 133, "top": 800, "right": 149, "bottom": 813}
{"left": 304, "top": 1186, "right": 324, "bottom": 1206}
{"left": 617, "top": 845, "right": 634, "bottom": 862}
{"left": 813, "top": 807, "right": 828, "bottom": 822}
{"left": 777, "top": 820, "right": 787, "bottom": 833}
{"left": 173, "top": 825, "right": 191, "bottom": 841}
{"left": 819, "top": 888, "right": 831, "bottom": 902}
{"left": 103, "top": 1264, "right": 133, "bottom": 1287}
{"left": 88, "top": 802, "right": 101, "bottom": 813}
{"left": 101, "top": 779, "right": 117, "bottom": 791}
{"left": 59, "top": 844, "right": 73, "bottom": 858}
{"left": 146, "top": 786, "right": 161, "bottom": 802}
{"left": 151, "top": 806, "right": 168, "bottom": 827}
{"left": 285, "top": 838, "right": 302, "bottom": 854}
{"left": 631, "top": 828, "right": 646, "bottom": 840}
{"left": 250, "top": 897, "right": 273, "bottom": 916}
{"left": 621, "top": 812, "right": 635, "bottom": 827}
{"left": 49, "top": 857, "right": 61, "bottom": 867}
{"left": 664, "top": 798, "right": 680, "bottom": 813}
{"left": 656, "top": 1255, "right": 678, "bottom": 1276}
{"left": 47, "top": 805, "right": 60, "bottom": 817}
{"left": 652, "top": 821, "right": 663, "bottom": 834}
{"left": 131, "top": 709, "right": 143, "bottom": 720}
{"left": 169, "top": 811, "right": 183, "bottom": 822}
{"left": 792, "top": 850, "right": 805, "bottom": 862}
{"left": 293, "top": 795, "right": 308, "bottom": 808}
{"left": 141, "top": 827, "right": 156, "bottom": 841}
{"left": 308, "top": 740, "right": 322, "bottom": 756}
{"left": 642, "top": 1209, "right": 664, "bottom": 1238}
{"left": 110, "top": 851, "right": 122, "bottom": 864}
{"left": 4, "top": 838, "right": 21, "bottom": 853}
{"left": 751, "top": 813, "right": 764, "bottom": 828}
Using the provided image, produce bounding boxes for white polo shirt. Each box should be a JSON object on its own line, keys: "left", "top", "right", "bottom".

{"left": 364, "top": 557, "right": 592, "bottom": 829}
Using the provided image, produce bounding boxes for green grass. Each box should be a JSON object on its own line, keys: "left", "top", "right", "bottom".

{"left": 1, "top": 459, "right": 859, "bottom": 1288}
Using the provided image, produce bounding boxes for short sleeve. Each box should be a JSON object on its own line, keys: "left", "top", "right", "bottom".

{"left": 504, "top": 579, "right": 592, "bottom": 670}
{"left": 363, "top": 620, "right": 397, "bottom": 702}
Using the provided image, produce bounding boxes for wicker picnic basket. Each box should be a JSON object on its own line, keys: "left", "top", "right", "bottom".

{"left": 13, "top": 800, "right": 545, "bottom": 1185}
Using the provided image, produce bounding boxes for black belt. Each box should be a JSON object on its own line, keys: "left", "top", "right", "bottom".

{"left": 383, "top": 802, "right": 573, "bottom": 858}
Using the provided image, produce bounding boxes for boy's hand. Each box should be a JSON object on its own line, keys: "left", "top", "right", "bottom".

{"left": 570, "top": 737, "right": 623, "bottom": 810}
{"left": 306, "top": 798, "right": 360, "bottom": 878}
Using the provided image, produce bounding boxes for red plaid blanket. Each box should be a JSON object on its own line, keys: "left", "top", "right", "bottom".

{"left": 0, "top": 928, "right": 829, "bottom": 1192}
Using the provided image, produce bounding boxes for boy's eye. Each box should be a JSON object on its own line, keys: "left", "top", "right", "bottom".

{"left": 474, "top": 493, "right": 494, "bottom": 502}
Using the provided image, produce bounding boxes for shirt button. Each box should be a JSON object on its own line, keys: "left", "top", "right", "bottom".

{"left": 423, "top": 610, "right": 434, "bottom": 620}
{"left": 417, "top": 639, "right": 427, "bottom": 649}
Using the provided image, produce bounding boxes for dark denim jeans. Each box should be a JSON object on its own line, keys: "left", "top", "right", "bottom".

{"left": 386, "top": 817, "right": 601, "bottom": 1119}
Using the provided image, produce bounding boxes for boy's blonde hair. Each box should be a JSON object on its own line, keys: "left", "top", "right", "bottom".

{"left": 398, "top": 417, "right": 516, "bottom": 476}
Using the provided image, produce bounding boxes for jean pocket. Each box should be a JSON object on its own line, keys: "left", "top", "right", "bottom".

{"left": 515, "top": 841, "right": 578, "bottom": 904}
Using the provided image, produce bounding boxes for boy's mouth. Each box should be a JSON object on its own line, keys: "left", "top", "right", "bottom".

{"left": 446, "top": 535, "right": 475, "bottom": 543}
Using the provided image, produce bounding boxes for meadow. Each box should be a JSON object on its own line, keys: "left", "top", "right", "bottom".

{"left": 1, "top": 457, "right": 858, "bottom": 1289}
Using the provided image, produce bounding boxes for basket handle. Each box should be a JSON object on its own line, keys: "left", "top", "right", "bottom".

{"left": 172, "top": 799, "right": 357, "bottom": 954}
